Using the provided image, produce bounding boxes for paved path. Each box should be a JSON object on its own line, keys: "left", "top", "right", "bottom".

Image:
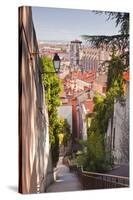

{"left": 107, "top": 164, "right": 129, "bottom": 177}
{"left": 46, "top": 157, "right": 83, "bottom": 193}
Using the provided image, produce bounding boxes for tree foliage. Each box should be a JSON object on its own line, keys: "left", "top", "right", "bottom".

{"left": 94, "top": 11, "right": 129, "bottom": 34}
{"left": 77, "top": 12, "right": 129, "bottom": 171}
{"left": 62, "top": 119, "right": 71, "bottom": 147}
{"left": 77, "top": 50, "right": 126, "bottom": 172}
{"left": 82, "top": 11, "right": 129, "bottom": 67}
{"left": 105, "top": 48, "right": 125, "bottom": 94}
{"left": 58, "top": 119, "right": 71, "bottom": 148}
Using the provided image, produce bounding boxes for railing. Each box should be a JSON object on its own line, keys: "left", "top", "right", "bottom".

{"left": 70, "top": 165, "right": 129, "bottom": 190}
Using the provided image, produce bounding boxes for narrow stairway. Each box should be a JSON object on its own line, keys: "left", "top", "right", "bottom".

{"left": 46, "top": 156, "right": 83, "bottom": 193}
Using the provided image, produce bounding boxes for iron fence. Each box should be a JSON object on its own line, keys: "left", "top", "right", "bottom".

{"left": 75, "top": 166, "right": 129, "bottom": 190}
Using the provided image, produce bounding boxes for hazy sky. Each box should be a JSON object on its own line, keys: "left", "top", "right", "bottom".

{"left": 32, "top": 7, "right": 120, "bottom": 41}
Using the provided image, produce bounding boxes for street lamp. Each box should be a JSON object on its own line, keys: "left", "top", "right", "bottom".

{"left": 31, "top": 51, "right": 61, "bottom": 74}
{"left": 53, "top": 53, "right": 61, "bottom": 73}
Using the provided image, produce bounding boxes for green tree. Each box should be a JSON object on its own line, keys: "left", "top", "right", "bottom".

{"left": 62, "top": 119, "right": 71, "bottom": 147}
{"left": 77, "top": 50, "right": 125, "bottom": 172}
{"left": 78, "top": 12, "right": 129, "bottom": 172}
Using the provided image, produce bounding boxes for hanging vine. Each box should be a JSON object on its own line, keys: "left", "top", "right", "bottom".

{"left": 40, "top": 56, "right": 63, "bottom": 166}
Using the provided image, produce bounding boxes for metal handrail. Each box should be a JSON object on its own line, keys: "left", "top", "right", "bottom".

{"left": 76, "top": 165, "right": 129, "bottom": 188}
{"left": 81, "top": 169, "right": 129, "bottom": 181}
{"left": 82, "top": 173, "right": 128, "bottom": 186}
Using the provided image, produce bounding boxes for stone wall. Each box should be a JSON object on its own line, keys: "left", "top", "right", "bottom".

{"left": 106, "top": 81, "right": 129, "bottom": 165}
{"left": 19, "top": 6, "right": 53, "bottom": 194}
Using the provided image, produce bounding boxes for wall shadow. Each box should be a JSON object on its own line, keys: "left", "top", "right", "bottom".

{"left": 7, "top": 185, "right": 18, "bottom": 192}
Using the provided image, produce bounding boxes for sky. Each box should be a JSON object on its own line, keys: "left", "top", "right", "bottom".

{"left": 32, "top": 7, "right": 120, "bottom": 42}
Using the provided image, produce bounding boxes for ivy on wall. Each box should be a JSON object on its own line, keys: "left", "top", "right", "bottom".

{"left": 78, "top": 11, "right": 129, "bottom": 172}
{"left": 40, "top": 56, "right": 63, "bottom": 166}
{"left": 76, "top": 50, "right": 126, "bottom": 172}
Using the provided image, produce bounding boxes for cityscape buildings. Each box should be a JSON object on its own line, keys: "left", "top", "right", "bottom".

{"left": 19, "top": 6, "right": 129, "bottom": 194}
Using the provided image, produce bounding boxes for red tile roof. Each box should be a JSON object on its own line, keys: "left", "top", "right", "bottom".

{"left": 66, "top": 71, "right": 96, "bottom": 83}
{"left": 123, "top": 71, "right": 129, "bottom": 81}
